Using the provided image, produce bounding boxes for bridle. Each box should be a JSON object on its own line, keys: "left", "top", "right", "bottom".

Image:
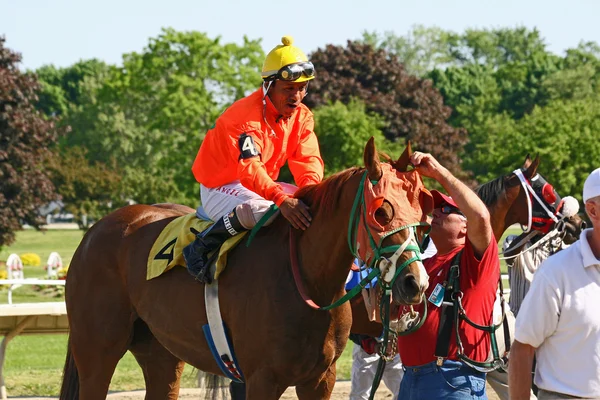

{"left": 501, "top": 169, "right": 576, "bottom": 260}
{"left": 513, "top": 169, "right": 565, "bottom": 233}
{"left": 291, "top": 170, "right": 429, "bottom": 316}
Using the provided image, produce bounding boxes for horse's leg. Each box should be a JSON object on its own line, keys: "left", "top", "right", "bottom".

{"left": 67, "top": 247, "right": 136, "bottom": 399}
{"left": 295, "top": 365, "right": 336, "bottom": 400}
{"left": 129, "top": 319, "right": 185, "bottom": 400}
{"left": 71, "top": 320, "right": 132, "bottom": 399}
{"left": 244, "top": 371, "right": 286, "bottom": 400}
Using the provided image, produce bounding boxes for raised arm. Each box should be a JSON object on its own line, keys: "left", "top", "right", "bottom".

{"left": 410, "top": 151, "right": 493, "bottom": 255}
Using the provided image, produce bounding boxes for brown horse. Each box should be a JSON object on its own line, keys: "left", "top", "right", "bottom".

{"left": 350, "top": 155, "right": 586, "bottom": 337}
{"left": 59, "top": 138, "right": 433, "bottom": 400}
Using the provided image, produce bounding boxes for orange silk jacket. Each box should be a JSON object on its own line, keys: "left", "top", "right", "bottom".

{"left": 192, "top": 88, "right": 324, "bottom": 206}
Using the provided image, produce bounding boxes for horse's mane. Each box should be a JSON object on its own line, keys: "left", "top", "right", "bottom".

{"left": 475, "top": 175, "right": 507, "bottom": 207}
{"left": 295, "top": 167, "right": 363, "bottom": 215}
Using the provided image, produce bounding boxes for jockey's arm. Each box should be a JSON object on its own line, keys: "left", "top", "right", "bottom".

{"left": 234, "top": 132, "right": 289, "bottom": 206}
{"left": 287, "top": 118, "right": 324, "bottom": 187}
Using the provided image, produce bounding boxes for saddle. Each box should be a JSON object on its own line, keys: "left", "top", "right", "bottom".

{"left": 146, "top": 213, "right": 247, "bottom": 281}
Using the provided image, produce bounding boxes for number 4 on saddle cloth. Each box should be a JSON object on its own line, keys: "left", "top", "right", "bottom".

{"left": 146, "top": 213, "right": 247, "bottom": 282}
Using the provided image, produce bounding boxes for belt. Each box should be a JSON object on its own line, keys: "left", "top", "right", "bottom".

{"left": 403, "top": 359, "right": 464, "bottom": 376}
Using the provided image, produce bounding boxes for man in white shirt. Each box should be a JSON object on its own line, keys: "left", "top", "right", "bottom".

{"left": 509, "top": 168, "right": 600, "bottom": 400}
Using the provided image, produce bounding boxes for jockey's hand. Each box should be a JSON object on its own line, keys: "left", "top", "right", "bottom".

{"left": 279, "top": 198, "right": 312, "bottom": 230}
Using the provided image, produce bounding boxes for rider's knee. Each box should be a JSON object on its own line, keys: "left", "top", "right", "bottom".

{"left": 235, "top": 201, "right": 277, "bottom": 229}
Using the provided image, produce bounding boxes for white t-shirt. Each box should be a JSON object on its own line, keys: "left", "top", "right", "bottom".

{"left": 515, "top": 228, "right": 600, "bottom": 398}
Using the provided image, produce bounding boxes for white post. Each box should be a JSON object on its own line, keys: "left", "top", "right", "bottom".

{"left": 0, "top": 316, "right": 35, "bottom": 400}
{"left": 46, "top": 252, "right": 62, "bottom": 279}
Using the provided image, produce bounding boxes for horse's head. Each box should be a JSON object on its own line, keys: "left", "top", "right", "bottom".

{"left": 355, "top": 138, "right": 433, "bottom": 306}
{"left": 484, "top": 155, "right": 586, "bottom": 242}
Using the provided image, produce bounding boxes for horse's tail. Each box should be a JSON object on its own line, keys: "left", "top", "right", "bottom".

{"left": 197, "top": 370, "right": 230, "bottom": 400}
{"left": 59, "top": 336, "right": 79, "bottom": 400}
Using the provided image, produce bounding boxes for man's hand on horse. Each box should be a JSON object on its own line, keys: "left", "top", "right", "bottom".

{"left": 280, "top": 198, "right": 312, "bottom": 230}
{"left": 409, "top": 152, "right": 445, "bottom": 179}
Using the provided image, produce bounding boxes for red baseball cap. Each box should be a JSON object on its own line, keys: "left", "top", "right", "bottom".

{"left": 431, "top": 190, "right": 459, "bottom": 209}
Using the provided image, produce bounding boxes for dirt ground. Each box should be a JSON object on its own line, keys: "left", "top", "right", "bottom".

{"left": 19, "top": 381, "right": 500, "bottom": 399}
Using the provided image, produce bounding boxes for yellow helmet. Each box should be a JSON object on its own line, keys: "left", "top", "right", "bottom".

{"left": 262, "top": 36, "right": 315, "bottom": 83}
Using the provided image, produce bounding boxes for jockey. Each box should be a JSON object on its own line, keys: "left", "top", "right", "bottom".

{"left": 183, "top": 36, "right": 324, "bottom": 283}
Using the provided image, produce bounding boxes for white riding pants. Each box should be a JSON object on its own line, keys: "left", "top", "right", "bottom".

{"left": 198, "top": 181, "right": 297, "bottom": 228}
{"left": 350, "top": 344, "right": 402, "bottom": 400}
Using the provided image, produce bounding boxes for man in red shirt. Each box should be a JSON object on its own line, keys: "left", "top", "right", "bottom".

{"left": 183, "top": 36, "right": 324, "bottom": 283}
{"left": 396, "top": 151, "right": 500, "bottom": 399}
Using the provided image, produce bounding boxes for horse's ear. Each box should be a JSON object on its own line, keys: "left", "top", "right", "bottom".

{"left": 522, "top": 154, "right": 532, "bottom": 169}
{"left": 394, "top": 141, "right": 413, "bottom": 172}
{"left": 524, "top": 155, "right": 540, "bottom": 178}
{"left": 364, "top": 137, "right": 382, "bottom": 181}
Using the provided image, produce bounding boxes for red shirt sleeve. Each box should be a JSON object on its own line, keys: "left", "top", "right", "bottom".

{"left": 461, "top": 236, "right": 501, "bottom": 291}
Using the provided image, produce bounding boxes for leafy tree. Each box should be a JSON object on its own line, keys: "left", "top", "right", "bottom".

{"left": 541, "top": 43, "right": 600, "bottom": 102}
{"left": 60, "top": 29, "right": 265, "bottom": 205}
{"left": 35, "top": 59, "right": 110, "bottom": 118}
{"left": 446, "top": 27, "right": 551, "bottom": 68}
{"left": 512, "top": 97, "right": 600, "bottom": 201}
{"left": 362, "top": 26, "right": 455, "bottom": 76}
{"left": 0, "top": 37, "right": 61, "bottom": 247}
{"left": 461, "top": 97, "right": 600, "bottom": 200}
{"left": 45, "top": 146, "right": 123, "bottom": 229}
{"left": 313, "top": 100, "right": 387, "bottom": 176}
{"left": 306, "top": 41, "right": 468, "bottom": 179}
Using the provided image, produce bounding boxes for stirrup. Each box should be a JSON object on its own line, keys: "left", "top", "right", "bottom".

{"left": 189, "top": 251, "right": 219, "bottom": 284}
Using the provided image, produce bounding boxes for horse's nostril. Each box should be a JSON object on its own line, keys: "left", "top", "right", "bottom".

{"left": 402, "top": 274, "right": 419, "bottom": 295}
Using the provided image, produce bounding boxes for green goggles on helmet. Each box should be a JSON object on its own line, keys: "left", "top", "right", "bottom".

{"left": 268, "top": 62, "right": 315, "bottom": 81}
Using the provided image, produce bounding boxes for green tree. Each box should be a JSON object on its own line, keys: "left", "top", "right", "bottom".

{"left": 362, "top": 26, "right": 455, "bottom": 76}
{"left": 541, "top": 43, "right": 600, "bottom": 102}
{"left": 45, "top": 146, "right": 123, "bottom": 229}
{"left": 35, "top": 59, "right": 110, "bottom": 118}
{"left": 61, "top": 29, "right": 265, "bottom": 205}
{"left": 305, "top": 40, "right": 468, "bottom": 180}
{"left": 461, "top": 97, "right": 600, "bottom": 199}
{"left": 0, "top": 37, "right": 62, "bottom": 247}
{"left": 314, "top": 100, "right": 387, "bottom": 176}
{"left": 513, "top": 97, "right": 600, "bottom": 200}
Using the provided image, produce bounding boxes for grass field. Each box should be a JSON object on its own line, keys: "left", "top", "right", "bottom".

{"left": 0, "top": 227, "right": 520, "bottom": 396}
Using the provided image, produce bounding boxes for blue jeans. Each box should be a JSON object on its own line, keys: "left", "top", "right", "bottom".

{"left": 399, "top": 360, "right": 487, "bottom": 400}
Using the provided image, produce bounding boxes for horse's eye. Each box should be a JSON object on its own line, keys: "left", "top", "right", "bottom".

{"left": 374, "top": 200, "right": 394, "bottom": 226}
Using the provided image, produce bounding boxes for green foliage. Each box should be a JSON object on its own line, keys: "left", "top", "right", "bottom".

{"left": 513, "top": 98, "right": 600, "bottom": 201}
{"left": 38, "top": 29, "right": 265, "bottom": 209}
{"left": 362, "top": 25, "right": 456, "bottom": 76}
{"left": 462, "top": 97, "right": 600, "bottom": 201}
{"left": 45, "top": 146, "right": 123, "bottom": 229}
{"left": 35, "top": 59, "right": 110, "bottom": 118}
{"left": 0, "top": 37, "right": 63, "bottom": 247}
{"left": 314, "top": 100, "right": 386, "bottom": 175}
{"left": 306, "top": 40, "right": 469, "bottom": 181}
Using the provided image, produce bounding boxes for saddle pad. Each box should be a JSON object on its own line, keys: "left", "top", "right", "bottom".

{"left": 146, "top": 213, "right": 247, "bottom": 281}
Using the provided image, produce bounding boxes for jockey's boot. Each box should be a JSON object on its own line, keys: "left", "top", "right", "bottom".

{"left": 229, "top": 381, "right": 246, "bottom": 400}
{"left": 183, "top": 208, "right": 246, "bottom": 283}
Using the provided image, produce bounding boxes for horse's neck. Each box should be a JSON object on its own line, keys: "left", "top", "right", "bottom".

{"left": 489, "top": 186, "right": 523, "bottom": 241}
{"left": 296, "top": 189, "right": 358, "bottom": 305}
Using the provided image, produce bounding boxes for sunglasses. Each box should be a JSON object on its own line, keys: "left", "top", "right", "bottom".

{"left": 440, "top": 204, "right": 465, "bottom": 217}
{"left": 273, "top": 62, "right": 315, "bottom": 81}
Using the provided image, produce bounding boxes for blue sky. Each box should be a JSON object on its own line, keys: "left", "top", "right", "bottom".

{"left": 2, "top": 0, "right": 600, "bottom": 70}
